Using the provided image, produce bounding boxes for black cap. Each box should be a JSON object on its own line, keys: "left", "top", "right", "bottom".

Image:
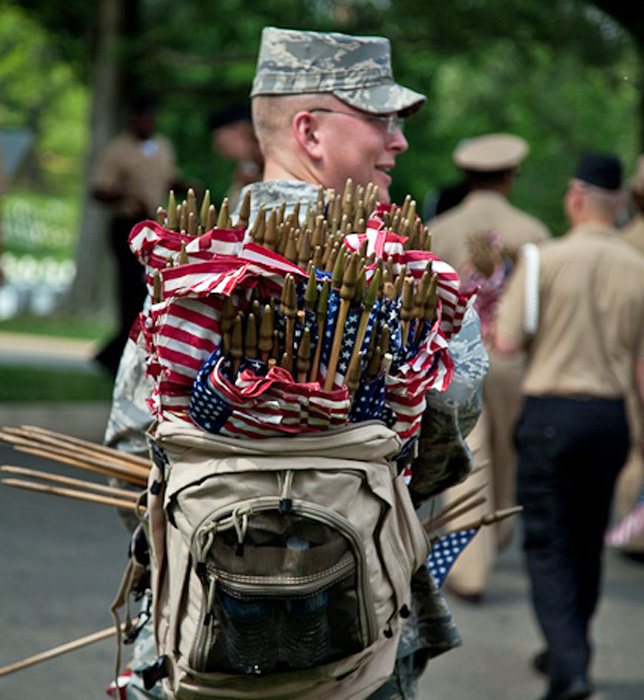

{"left": 575, "top": 151, "right": 623, "bottom": 191}
{"left": 209, "top": 102, "right": 251, "bottom": 130}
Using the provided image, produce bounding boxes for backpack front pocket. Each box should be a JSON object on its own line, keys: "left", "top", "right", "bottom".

{"left": 189, "top": 502, "right": 375, "bottom": 675}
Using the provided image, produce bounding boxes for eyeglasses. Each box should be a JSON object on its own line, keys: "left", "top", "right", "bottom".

{"left": 308, "top": 108, "right": 405, "bottom": 134}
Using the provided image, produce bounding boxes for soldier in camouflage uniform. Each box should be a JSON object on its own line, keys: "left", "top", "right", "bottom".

{"left": 105, "top": 27, "right": 487, "bottom": 700}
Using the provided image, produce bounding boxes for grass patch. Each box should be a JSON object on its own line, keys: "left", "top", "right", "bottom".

{"left": 0, "top": 314, "right": 114, "bottom": 341}
{"left": 0, "top": 365, "right": 114, "bottom": 403}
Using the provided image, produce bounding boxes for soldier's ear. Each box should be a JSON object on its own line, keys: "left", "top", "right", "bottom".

{"left": 292, "top": 111, "right": 324, "bottom": 160}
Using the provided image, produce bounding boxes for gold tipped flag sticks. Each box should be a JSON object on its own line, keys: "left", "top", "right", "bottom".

{"left": 0, "top": 465, "right": 139, "bottom": 501}
{"left": 1, "top": 477, "right": 142, "bottom": 511}
{"left": 0, "top": 427, "right": 150, "bottom": 487}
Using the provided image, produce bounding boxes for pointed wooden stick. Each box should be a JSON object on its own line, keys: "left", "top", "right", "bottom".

{"left": 14, "top": 425, "right": 151, "bottom": 468}
{"left": 2, "top": 478, "right": 142, "bottom": 511}
{"left": 1, "top": 465, "right": 139, "bottom": 500}
{"left": 0, "top": 440, "right": 147, "bottom": 487}
{"left": 422, "top": 495, "right": 487, "bottom": 534}
{"left": 309, "top": 278, "right": 329, "bottom": 383}
{"left": 0, "top": 622, "right": 131, "bottom": 678}
{"left": 424, "top": 481, "right": 489, "bottom": 527}
{"left": 428, "top": 506, "right": 523, "bottom": 544}
{"left": 324, "top": 251, "right": 359, "bottom": 391}
{"left": 346, "top": 266, "right": 381, "bottom": 380}
{"left": 0, "top": 432, "right": 149, "bottom": 482}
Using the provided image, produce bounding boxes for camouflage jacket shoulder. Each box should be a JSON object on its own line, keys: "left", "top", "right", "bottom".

{"left": 235, "top": 179, "right": 322, "bottom": 226}
{"left": 409, "top": 307, "right": 488, "bottom": 500}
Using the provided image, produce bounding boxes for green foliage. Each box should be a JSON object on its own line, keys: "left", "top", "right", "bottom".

{"left": 0, "top": 3, "right": 89, "bottom": 192}
{"left": 2, "top": 0, "right": 642, "bottom": 237}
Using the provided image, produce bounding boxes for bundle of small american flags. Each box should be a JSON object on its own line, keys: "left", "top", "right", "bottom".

{"left": 128, "top": 188, "right": 473, "bottom": 454}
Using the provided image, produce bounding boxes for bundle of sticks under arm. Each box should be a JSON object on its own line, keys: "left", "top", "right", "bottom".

{"left": 0, "top": 426, "right": 151, "bottom": 510}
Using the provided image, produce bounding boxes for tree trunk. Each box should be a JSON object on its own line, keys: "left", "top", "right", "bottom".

{"left": 65, "top": 0, "right": 126, "bottom": 317}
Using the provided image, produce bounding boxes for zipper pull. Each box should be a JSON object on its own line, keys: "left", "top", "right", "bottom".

{"left": 279, "top": 469, "right": 294, "bottom": 514}
{"left": 232, "top": 505, "right": 252, "bottom": 556}
{"left": 195, "top": 521, "right": 217, "bottom": 578}
{"left": 204, "top": 574, "right": 217, "bottom": 624}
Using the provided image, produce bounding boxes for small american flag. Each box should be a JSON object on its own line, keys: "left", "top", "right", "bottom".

{"left": 129, "top": 207, "right": 473, "bottom": 439}
{"left": 191, "top": 354, "right": 351, "bottom": 438}
{"left": 605, "top": 485, "right": 644, "bottom": 547}
{"left": 427, "top": 527, "right": 479, "bottom": 588}
{"left": 129, "top": 220, "right": 246, "bottom": 296}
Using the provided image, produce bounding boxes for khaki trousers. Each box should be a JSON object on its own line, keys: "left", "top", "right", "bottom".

{"left": 442, "top": 350, "right": 526, "bottom": 594}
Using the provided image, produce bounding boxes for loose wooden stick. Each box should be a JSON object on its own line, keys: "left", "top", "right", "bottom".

{"left": 0, "top": 442, "right": 147, "bottom": 487}
{"left": 0, "top": 465, "right": 140, "bottom": 500}
{"left": 422, "top": 495, "right": 487, "bottom": 534}
{"left": 0, "top": 622, "right": 130, "bottom": 678}
{"left": 0, "top": 435, "right": 150, "bottom": 482}
{"left": 424, "top": 482, "right": 488, "bottom": 528}
{"left": 4, "top": 425, "right": 151, "bottom": 468}
{"left": 429, "top": 506, "right": 523, "bottom": 544}
{"left": 2, "top": 478, "right": 142, "bottom": 511}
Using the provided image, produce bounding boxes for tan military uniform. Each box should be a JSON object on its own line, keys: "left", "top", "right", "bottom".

{"left": 622, "top": 213, "right": 644, "bottom": 255}
{"left": 92, "top": 132, "right": 176, "bottom": 218}
{"left": 429, "top": 190, "right": 549, "bottom": 596}
{"left": 499, "top": 223, "right": 644, "bottom": 397}
{"left": 615, "top": 215, "right": 644, "bottom": 552}
{"left": 497, "top": 219, "right": 644, "bottom": 690}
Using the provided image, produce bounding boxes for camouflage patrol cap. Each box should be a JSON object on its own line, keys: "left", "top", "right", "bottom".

{"left": 454, "top": 134, "right": 528, "bottom": 172}
{"left": 251, "top": 27, "right": 426, "bottom": 116}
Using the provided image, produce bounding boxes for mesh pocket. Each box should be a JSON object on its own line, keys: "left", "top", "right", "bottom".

{"left": 193, "top": 511, "right": 366, "bottom": 675}
{"left": 207, "top": 571, "right": 362, "bottom": 675}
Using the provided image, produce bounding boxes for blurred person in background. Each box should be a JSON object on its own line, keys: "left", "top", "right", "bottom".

{"left": 92, "top": 94, "right": 178, "bottom": 378}
{"left": 427, "top": 133, "right": 550, "bottom": 603}
{"left": 607, "top": 154, "right": 644, "bottom": 560}
{"left": 210, "top": 101, "right": 263, "bottom": 211}
{"left": 496, "top": 152, "right": 644, "bottom": 700}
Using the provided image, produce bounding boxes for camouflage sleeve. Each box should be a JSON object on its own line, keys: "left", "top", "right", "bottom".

{"left": 103, "top": 338, "right": 154, "bottom": 456}
{"left": 103, "top": 337, "right": 154, "bottom": 532}
{"left": 409, "top": 308, "right": 488, "bottom": 501}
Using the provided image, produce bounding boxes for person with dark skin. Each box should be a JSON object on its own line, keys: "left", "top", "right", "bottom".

{"left": 92, "top": 96, "right": 178, "bottom": 377}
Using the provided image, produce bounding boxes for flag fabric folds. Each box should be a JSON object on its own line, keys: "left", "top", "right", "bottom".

{"left": 128, "top": 202, "right": 474, "bottom": 447}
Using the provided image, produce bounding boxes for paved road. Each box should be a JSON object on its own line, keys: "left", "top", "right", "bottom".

{"left": 0, "top": 404, "right": 642, "bottom": 700}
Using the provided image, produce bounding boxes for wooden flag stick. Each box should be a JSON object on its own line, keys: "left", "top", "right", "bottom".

{"left": 0, "top": 622, "right": 130, "bottom": 678}
{"left": 19, "top": 425, "right": 151, "bottom": 468}
{"left": 324, "top": 251, "right": 359, "bottom": 391}
{"left": 429, "top": 506, "right": 523, "bottom": 545}
{"left": 1, "top": 465, "right": 140, "bottom": 500}
{"left": 3, "top": 443, "right": 148, "bottom": 487}
{"left": 424, "top": 482, "right": 488, "bottom": 527}
{"left": 422, "top": 495, "right": 487, "bottom": 534}
{"left": 2, "top": 478, "right": 142, "bottom": 511}
{"left": 3, "top": 427, "right": 151, "bottom": 472}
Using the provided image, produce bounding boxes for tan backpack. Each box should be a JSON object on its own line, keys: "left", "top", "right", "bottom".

{"left": 136, "top": 420, "right": 429, "bottom": 700}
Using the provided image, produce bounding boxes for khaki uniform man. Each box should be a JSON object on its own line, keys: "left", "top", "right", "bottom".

{"left": 92, "top": 96, "right": 177, "bottom": 377}
{"left": 428, "top": 134, "right": 550, "bottom": 601}
{"left": 610, "top": 156, "right": 644, "bottom": 556}
{"left": 106, "top": 27, "right": 487, "bottom": 700}
{"left": 496, "top": 152, "right": 644, "bottom": 700}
